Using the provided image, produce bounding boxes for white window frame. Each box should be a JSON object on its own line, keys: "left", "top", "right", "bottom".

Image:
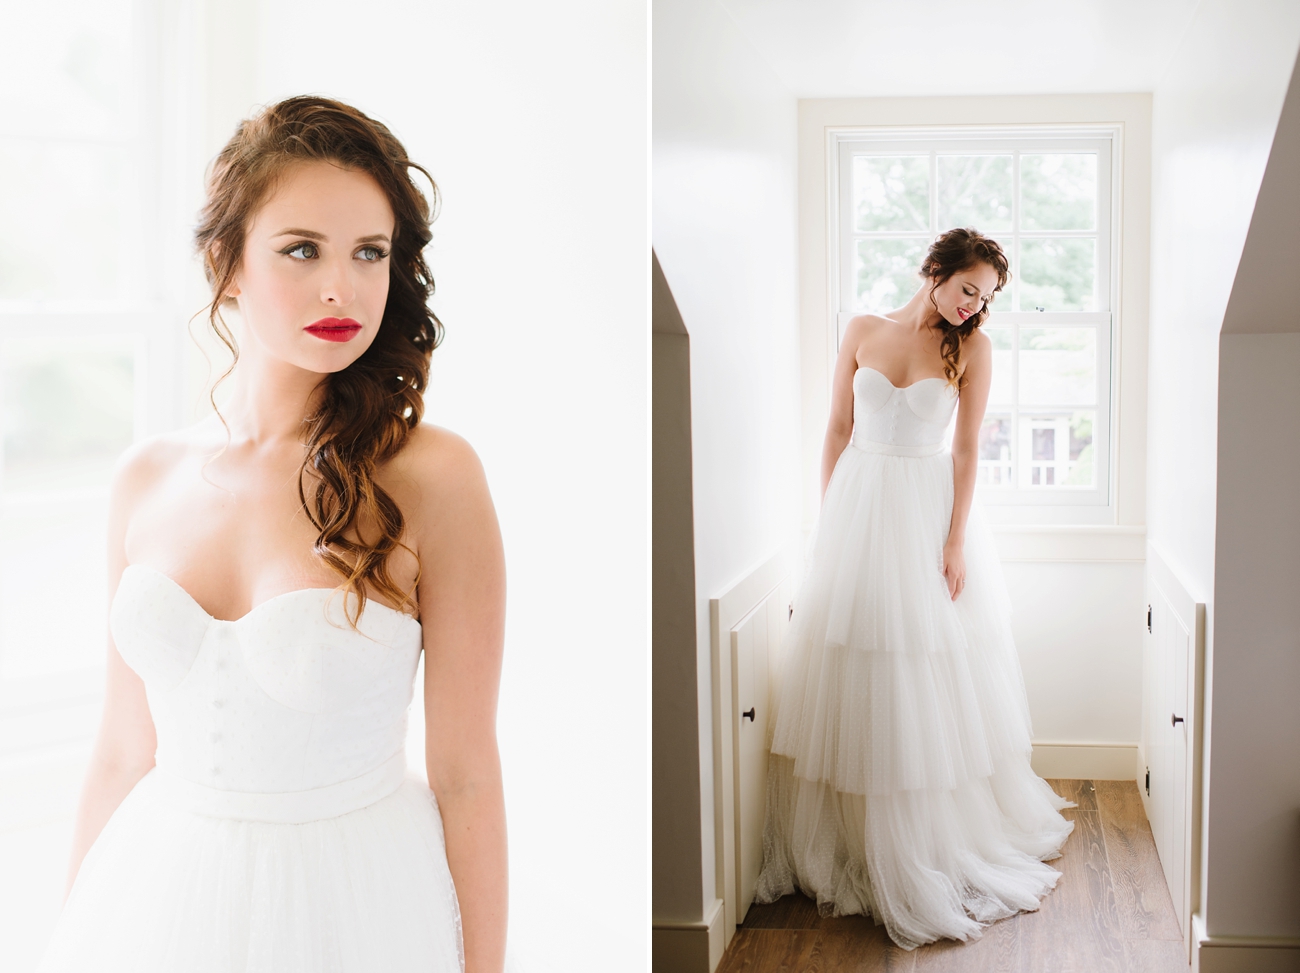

{"left": 828, "top": 125, "right": 1121, "bottom": 513}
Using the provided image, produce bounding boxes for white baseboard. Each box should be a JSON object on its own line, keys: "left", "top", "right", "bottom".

{"left": 1192, "top": 913, "right": 1300, "bottom": 973}
{"left": 1031, "top": 742, "right": 1138, "bottom": 781}
{"left": 652, "top": 897, "right": 726, "bottom": 973}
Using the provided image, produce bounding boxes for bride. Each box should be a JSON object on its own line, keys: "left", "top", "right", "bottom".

{"left": 39, "top": 97, "right": 506, "bottom": 972}
{"left": 755, "top": 227, "right": 1074, "bottom": 950}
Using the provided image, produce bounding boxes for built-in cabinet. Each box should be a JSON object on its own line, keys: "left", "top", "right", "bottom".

{"left": 1140, "top": 544, "right": 1205, "bottom": 960}
{"left": 710, "top": 549, "right": 795, "bottom": 951}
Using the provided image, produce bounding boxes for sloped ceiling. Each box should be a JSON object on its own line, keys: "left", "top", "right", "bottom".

{"left": 1221, "top": 51, "right": 1300, "bottom": 334}
{"left": 716, "top": 0, "right": 1202, "bottom": 97}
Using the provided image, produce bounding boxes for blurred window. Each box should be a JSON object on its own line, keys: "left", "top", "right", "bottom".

{"left": 835, "top": 130, "right": 1116, "bottom": 509}
{"left": 0, "top": 0, "right": 165, "bottom": 767}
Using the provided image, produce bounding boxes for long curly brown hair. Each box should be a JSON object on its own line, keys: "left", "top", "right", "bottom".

{"left": 194, "top": 96, "right": 442, "bottom": 623}
{"left": 920, "top": 227, "right": 1009, "bottom": 390}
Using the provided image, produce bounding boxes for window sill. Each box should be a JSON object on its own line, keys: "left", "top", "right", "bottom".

{"left": 989, "top": 524, "right": 1145, "bottom": 562}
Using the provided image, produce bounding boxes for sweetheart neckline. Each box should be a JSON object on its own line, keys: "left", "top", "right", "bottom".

{"left": 121, "top": 563, "right": 421, "bottom": 628}
{"left": 854, "top": 365, "right": 952, "bottom": 392}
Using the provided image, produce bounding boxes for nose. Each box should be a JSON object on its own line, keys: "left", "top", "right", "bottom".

{"left": 318, "top": 254, "right": 356, "bottom": 307}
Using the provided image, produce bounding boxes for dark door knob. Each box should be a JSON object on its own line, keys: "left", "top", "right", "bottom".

{"left": 742, "top": 708, "right": 755, "bottom": 722}
{"left": 1171, "top": 713, "right": 1184, "bottom": 727}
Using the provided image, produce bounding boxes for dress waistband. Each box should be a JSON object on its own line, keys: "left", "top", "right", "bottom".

{"left": 850, "top": 437, "right": 948, "bottom": 457}
{"left": 149, "top": 750, "right": 408, "bottom": 824}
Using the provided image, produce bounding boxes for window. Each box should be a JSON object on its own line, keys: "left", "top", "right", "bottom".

{"left": 0, "top": 0, "right": 183, "bottom": 787}
{"left": 833, "top": 128, "right": 1117, "bottom": 508}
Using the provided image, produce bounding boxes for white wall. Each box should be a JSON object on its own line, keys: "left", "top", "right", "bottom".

{"left": 1003, "top": 561, "right": 1144, "bottom": 747}
{"left": 1198, "top": 17, "right": 1300, "bottom": 940}
{"left": 1146, "top": 0, "right": 1300, "bottom": 943}
{"left": 1147, "top": 1, "right": 1300, "bottom": 601}
{"left": 228, "top": 3, "right": 649, "bottom": 969}
{"left": 653, "top": 0, "right": 802, "bottom": 927}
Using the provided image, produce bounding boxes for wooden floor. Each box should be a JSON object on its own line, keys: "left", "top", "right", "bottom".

{"left": 718, "top": 780, "right": 1188, "bottom": 973}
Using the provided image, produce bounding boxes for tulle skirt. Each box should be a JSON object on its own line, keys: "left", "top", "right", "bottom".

{"left": 38, "top": 772, "right": 464, "bottom": 973}
{"left": 755, "top": 441, "right": 1075, "bottom": 950}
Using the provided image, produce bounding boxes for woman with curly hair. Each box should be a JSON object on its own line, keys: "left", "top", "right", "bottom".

{"left": 40, "top": 96, "right": 507, "bottom": 973}
{"left": 755, "top": 227, "right": 1075, "bottom": 950}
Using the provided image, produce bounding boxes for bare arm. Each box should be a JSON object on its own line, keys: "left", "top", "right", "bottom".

{"left": 412, "top": 430, "right": 508, "bottom": 973}
{"left": 65, "top": 446, "right": 162, "bottom": 896}
{"left": 821, "top": 317, "right": 869, "bottom": 498}
{"left": 943, "top": 330, "right": 992, "bottom": 600}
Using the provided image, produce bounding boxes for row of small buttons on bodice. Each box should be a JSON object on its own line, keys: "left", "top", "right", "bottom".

{"left": 204, "top": 622, "right": 236, "bottom": 780}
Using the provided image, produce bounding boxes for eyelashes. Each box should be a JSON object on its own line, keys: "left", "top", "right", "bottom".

{"left": 278, "top": 241, "right": 390, "bottom": 262}
{"left": 280, "top": 241, "right": 319, "bottom": 260}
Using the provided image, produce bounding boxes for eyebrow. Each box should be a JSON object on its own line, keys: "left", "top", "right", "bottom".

{"left": 272, "top": 228, "right": 391, "bottom": 244}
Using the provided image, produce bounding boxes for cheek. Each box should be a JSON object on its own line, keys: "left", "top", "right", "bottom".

{"left": 369, "top": 269, "right": 387, "bottom": 312}
{"left": 366, "top": 269, "right": 391, "bottom": 316}
{"left": 240, "top": 259, "right": 312, "bottom": 319}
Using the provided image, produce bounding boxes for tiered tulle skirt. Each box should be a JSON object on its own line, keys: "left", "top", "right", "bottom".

{"left": 755, "top": 442, "right": 1074, "bottom": 949}
{"left": 38, "top": 774, "right": 464, "bottom": 972}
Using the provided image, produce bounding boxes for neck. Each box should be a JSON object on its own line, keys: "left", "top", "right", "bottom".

{"left": 893, "top": 282, "right": 946, "bottom": 334}
{"left": 217, "top": 349, "right": 326, "bottom": 449}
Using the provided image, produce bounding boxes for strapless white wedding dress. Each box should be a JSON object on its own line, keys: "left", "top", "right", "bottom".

{"left": 38, "top": 564, "right": 464, "bottom": 972}
{"left": 755, "top": 367, "right": 1074, "bottom": 950}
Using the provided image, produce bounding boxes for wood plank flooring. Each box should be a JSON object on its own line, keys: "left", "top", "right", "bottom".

{"left": 717, "top": 780, "right": 1188, "bottom": 973}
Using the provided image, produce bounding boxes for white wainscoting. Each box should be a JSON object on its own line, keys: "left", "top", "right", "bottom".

{"left": 1143, "top": 542, "right": 1205, "bottom": 964}
{"left": 707, "top": 545, "right": 797, "bottom": 966}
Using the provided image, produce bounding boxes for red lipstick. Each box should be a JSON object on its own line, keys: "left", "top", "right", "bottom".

{"left": 304, "top": 317, "right": 362, "bottom": 342}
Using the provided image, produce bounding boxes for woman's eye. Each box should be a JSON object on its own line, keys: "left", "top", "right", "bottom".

{"left": 356, "top": 245, "right": 389, "bottom": 262}
{"left": 284, "top": 242, "right": 318, "bottom": 260}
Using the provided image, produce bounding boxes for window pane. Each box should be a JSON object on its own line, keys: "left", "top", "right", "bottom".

{"left": 937, "top": 155, "right": 1012, "bottom": 232}
{"left": 2, "top": 337, "right": 136, "bottom": 494}
{"left": 977, "top": 415, "right": 1012, "bottom": 488}
{"left": 0, "top": 337, "right": 135, "bottom": 679}
{"left": 853, "top": 156, "right": 929, "bottom": 232}
{"left": 986, "top": 326, "right": 1013, "bottom": 405}
{"left": 1017, "top": 237, "right": 1096, "bottom": 312}
{"left": 1019, "top": 411, "right": 1095, "bottom": 489}
{"left": 1019, "top": 328, "right": 1096, "bottom": 406}
{"left": 855, "top": 238, "right": 927, "bottom": 312}
{"left": 0, "top": 0, "right": 133, "bottom": 139}
{"left": 0, "top": 496, "right": 110, "bottom": 677}
{"left": 0, "top": 140, "right": 126, "bottom": 301}
{"left": 1020, "top": 153, "right": 1097, "bottom": 231}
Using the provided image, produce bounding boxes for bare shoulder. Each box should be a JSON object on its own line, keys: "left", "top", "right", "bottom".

{"left": 842, "top": 313, "right": 892, "bottom": 343}
{"left": 385, "top": 423, "right": 493, "bottom": 515}
{"left": 962, "top": 326, "right": 993, "bottom": 364}
{"left": 108, "top": 424, "right": 208, "bottom": 510}
{"left": 965, "top": 327, "right": 992, "bottom": 352}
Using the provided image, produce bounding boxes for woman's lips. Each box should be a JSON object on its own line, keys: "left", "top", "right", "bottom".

{"left": 304, "top": 317, "right": 362, "bottom": 342}
{"left": 957, "top": 308, "right": 971, "bottom": 321}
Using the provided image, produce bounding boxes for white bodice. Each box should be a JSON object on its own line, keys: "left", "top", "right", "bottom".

{"left": 851, "top": 367, "right": 958, "bottom": 454}
{"left": 111, "top": 564, "right": 422, "bottom": 798}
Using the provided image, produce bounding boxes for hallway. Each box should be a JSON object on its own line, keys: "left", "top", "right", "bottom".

{"left": 718, "top": 780, "right": 1185, "bottom": 973}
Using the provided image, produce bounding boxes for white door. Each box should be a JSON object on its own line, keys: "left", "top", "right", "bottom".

{"left": 1146, "top": 584, "right": 1192, "bottom": 935}
{"left": 731, "top": 581, "right": 792, "bottom": 921}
